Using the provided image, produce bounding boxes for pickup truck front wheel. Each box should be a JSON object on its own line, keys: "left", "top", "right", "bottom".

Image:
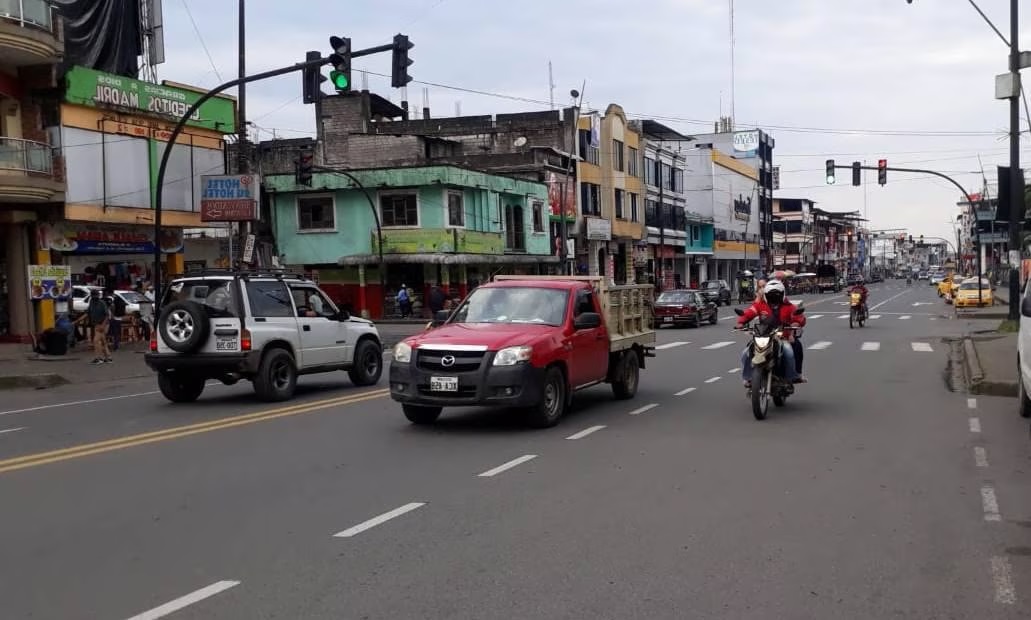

{"left": 612, "top": 350, "right": 640, "bottom": 400}
{"left": 525, "top": 367, "right": 566, "bottom": 428}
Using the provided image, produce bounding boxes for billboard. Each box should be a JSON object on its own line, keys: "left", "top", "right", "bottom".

{"left": 200, "top": 175, "right": 259, "bottom": 222}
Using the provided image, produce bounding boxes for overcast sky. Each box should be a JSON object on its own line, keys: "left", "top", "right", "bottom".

{"left": 159, "top": 0, "right": 1029, "bottom": 244}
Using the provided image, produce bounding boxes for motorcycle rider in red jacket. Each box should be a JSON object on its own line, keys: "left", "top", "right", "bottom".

{"left": 736, "top": 280, "right": 807, "bottom": 387}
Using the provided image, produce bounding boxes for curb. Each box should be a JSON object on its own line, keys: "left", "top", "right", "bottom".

{"left": 0, "top": 373, "right": 70, "bottom": 391}
{"left": 963, "top": 337, "right": 985, "bottom": 385}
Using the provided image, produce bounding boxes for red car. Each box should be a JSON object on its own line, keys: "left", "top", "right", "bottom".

{"left": 652, "top": 289, "right": 718, "bottom": 328}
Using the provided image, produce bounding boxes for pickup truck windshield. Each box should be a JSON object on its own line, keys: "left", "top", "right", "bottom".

{"left": 452, "top": 287, "right": 570, "bottom": 326}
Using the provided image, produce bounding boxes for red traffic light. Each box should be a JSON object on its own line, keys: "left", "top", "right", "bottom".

{"left": 878, "top": 159, "right": 887, "bottom": 168}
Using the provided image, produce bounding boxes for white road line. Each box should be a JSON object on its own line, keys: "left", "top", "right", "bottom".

{"left": 869, "top": 289, "right": 910, "bottom": 311}
{"left": 566, "top": 425, "right": 605, "bottom": 440}
{"left": 861, "top": 342, "right": 880, "bottom": 351}
{"left": 333, "top": 502, "right": 425, "bottom": 537}
{"left": 808, "top": 314, "right": 824, "bottom": 319}
{"left": 0, "top": 390, "right": 161, "bottom": 417}
{"left": 911, "top": 342, "right": 933, "bottom": 352}
{"left": 125, "top": 580, "right": 241, "bottom": 620}
{"left": 704, "top": 376, "right": 722, "bottom": 384}
{"left": 701, "top": 341, "right": 734, "bottom": 350}
{"left": 899, "top": 315, "right": 912, "bottom": 320}
{"left": 991, "top": 556, "right": 1017, "bottom": 605}
{"left": 836, "top": 314, "right": 849, "bottom": 319}
{"left": 655, "top": 341, "right": 690, "bottom": 350}
{"left": 719, "top": 315, "right": 735, "bottom": 321}
{"left": 981, "top": 486, "right": 1001, "bottom": 521}
{"left": 968, "top": 398, "right": 977, "bottom": 409}
{"left": 869, "top": 314, "right": 881, "bottom": 319}
{"left": 974, "top": 446, "right": 989, "bottom": 468}
{"left": 0, "top": 426, "right": 26, "bottom": 435}
{"left": 675, "top": 387, "right": 696, "bottom": 396}
{"left": 478, "top": 455, "right": 537, "bottom": 477}
{"left": 969, "top": 417, "right": 982, "bottom": 433}
{"left": 808, "top": 341, "right": 832, "bottom": 350}
{"left": 727, "top": 368, "right": 739, "bottom": 374}
{"left": 628, "top": 403, "right": 659, "bottom": 416}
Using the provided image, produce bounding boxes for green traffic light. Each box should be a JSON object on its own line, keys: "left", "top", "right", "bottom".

{"left": 330, "top": 70, "right": 349, "bottom": 90}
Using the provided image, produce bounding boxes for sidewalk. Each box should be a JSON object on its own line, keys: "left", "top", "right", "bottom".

{"left": 961, "top": 331, "right": 1018, "bottom": 398}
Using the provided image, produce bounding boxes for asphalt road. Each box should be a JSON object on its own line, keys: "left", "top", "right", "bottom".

{"left": 1, "top": 280, "right": 1029, "bottom": 619}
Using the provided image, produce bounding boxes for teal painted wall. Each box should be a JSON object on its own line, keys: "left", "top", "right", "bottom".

{"left": 268, "top": 166, "right": 550, "bottom": 265}
{"left": 686, "top": 223, "right": 715, "bottom": 253}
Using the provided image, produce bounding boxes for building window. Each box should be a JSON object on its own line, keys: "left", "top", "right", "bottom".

{"left": 612, "top": 139, "right": 624, "bottom": 171}
{"left": 505, "top": 204, "right": 526, "bottom": 251}
{"left": 644, "top": 157, "right": 656, "bottom": 186}
{"left": 446, "top": 190, "right": 464, "bottom": 227}
{"left": 662, "top": 163, "right": 673, "bottom": 191}
{"left": 692, "top": 225, "right": 701, "bottom": 241}
{"left": 296, "top": 195, "right": 336, "bottom": 232}
{"left": 628, "top": 147, "right": 639, "bottom": 176}
{"left": 578, "top": 129, "right": 599, "bottom": 165}
{"left": 615, "top": 188, "right": 625, "bottom": 219}
{"left": 630, "top": 193, "right": 639, "bottom": 222}
{"left": 673, "top": 168, "right": 684, "bottom": 193}
{"left": 531, "top": 199, "right": 545, "bottom": 233}
{"left": 580, "top": 182, "right": 601, "bottom": 216}
{"left": 645, "top": 199, "right": 658, "bottom": 226}
{"left": 380, "top": 192, "right": 419, "bottom": 228}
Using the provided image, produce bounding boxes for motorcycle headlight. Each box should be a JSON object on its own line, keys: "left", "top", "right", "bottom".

{"left": 493, "top": 345, "right": 533, "bottom": 366}
{"left": 753, "top": 336, "right": 771, "bottom": 349}
{"left": 393, "top": 341, "right": 412, "bottom": 363}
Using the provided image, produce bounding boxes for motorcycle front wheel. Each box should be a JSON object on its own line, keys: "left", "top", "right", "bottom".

{"left": 849, "top": 308, "right": 856, "bottom": 329}
{"left": 751, "top": 368, "right": 770, "bottom": 420}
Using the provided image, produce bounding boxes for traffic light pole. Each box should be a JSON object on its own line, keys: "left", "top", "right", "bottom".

{"left": 151, "top": 55, "right": 330, "bottom": 309}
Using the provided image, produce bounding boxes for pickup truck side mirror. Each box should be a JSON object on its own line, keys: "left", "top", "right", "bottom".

{"left": 336, "top": 309, "right": 350, "bottom": 321}
{"left": 574, "top": 312, "right": 602, "bottom": 330}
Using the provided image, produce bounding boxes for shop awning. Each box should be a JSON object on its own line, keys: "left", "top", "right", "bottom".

{"left": 338, "top": 253, "right": 562, "bottom": 266}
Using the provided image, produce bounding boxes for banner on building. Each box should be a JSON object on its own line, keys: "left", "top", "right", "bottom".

{"left": 772, "top": 166, "right": 780, "bottom": 190}
{"left": 200, "top": 174, "right": 259, "bottom": 222}
{"left": 585, "top": 217, "right": 612, "bottom": 241}
{"left": 37, "top": 222, "right": 184, "bottom": 255}
{"left": 27, "top": 265, "right": 72, "bottom": 301}
{"left": 732, "top": 130, "right": 760, "bottom": 155}
{"left": 547, "top": 172, "right": 577, "bottom": 219}
{"left": 733, "top": 194, "right": 752, "bottom": 221}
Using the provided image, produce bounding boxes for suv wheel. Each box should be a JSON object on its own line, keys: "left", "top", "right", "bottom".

{"left": 157, "top": 372, "right": 205, "bottom": 403}
{"left": 348, "top": 339, "right": 383, "bottom": 386}
{"left": 158, "top": 301, "right": 210, "bottom": 353}
{"left": 254, "top": 348, "right": 297, "bottom": 402}
{"left": 402, "top": 404, "right": 442, "bottom": 425}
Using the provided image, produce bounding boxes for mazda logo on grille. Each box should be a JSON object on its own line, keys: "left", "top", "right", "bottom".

{"left": 440, "top": 355, "right": 456, "bottom": 367}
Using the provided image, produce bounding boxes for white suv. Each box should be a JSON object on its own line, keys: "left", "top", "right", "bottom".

{"left": 145, "top": 272, "right": 382, "bottom": 403}
{"left": 1018, "top": 276, "right": 1031, "bottom": 417}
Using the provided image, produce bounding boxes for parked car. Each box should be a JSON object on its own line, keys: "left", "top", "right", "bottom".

{"left": 699, "top": 280, "right": 732, "bottom": 306}
{"left": 1017, "top": 276, "right": 1031, "bottom": 417}
{"left": 145, "top": 271, "right": 383, "bottom": 403}
{"left": 952, "top": 277, "right": 993, "bottom": 308}
{"left": 652, "top": 289, "right": 718, "bottom": 328}
{"left": 917, "top": 271, "right": 929, "bottom": 280}
{"left": 389, "top": 276, "right": 656, "bottom": 427}
{"left": 930, "top": 271, "right": 946, "bottom": 285}
{"left": 71, "top": 285, "right": 103, "bottom": 314}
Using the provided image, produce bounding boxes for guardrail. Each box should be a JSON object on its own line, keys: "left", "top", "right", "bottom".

{"left": 0, "top": 137, "right": 52, "bottom": 175}
{"left": 0, "top": 0, "right": 53, "bottom": 32}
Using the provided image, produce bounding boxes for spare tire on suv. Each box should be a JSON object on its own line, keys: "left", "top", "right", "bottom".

{"left": 158, "top": 301, "right": 211, "bottom": 353}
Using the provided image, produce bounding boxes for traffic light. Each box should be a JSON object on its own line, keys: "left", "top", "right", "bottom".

{"left": 391, "top": 34, "right": 414, "bottom": 88}
{"left": 909, "top": 235, "right": 913, "bottom": 244}
{"left": 825, "top": 159, "right": 835, "bottom": 185}
{"left": 295, "top": 150, "right": 314, "bottom": 186}
{"left": 877, "top": 159, "right": 887, "bottom": 186}
{"left": 328, "top": 36, "right": 352, "bottom": 93}
{"left": 302, "top": 51, "right": 327, "bottom": 104}
{"left": 851, "top": 161, "right": 861, "bottom": 186}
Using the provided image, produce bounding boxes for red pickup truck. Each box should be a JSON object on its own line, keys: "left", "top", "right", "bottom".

{"left": 389, "top": 276, "right": 657, "bottom": 427}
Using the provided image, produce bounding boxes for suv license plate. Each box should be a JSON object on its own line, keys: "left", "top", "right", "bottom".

{"left": 663, "top": 317, "right": 673, "bottom": 323}
{"left": 215, "top": 337, "right": 238, "bottom": 351}
{"left": 430, "top": 376, "right": 458, "bottom": 392}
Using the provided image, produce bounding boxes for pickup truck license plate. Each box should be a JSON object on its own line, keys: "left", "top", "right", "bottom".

{"left": 215, "top": 337, "right": 238, "bottom": 351}
{"left": 663, "top": 317, "right": 673, "bottom": 323}
{"left": 430, "top": 376, "right": 458, "bottom": 392}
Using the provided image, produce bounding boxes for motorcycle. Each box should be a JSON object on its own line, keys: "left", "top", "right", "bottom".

{"left": 848, "top": 292, "right": 866, "bottom": 329}
{"left": 734, "top": 307, "right": 805, "bottom": 420}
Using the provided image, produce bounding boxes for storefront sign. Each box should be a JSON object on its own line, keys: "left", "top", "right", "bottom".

{"left": 372, "top": 229, "right": 504, "bottom": 254}
{"left": 38, "top": 223, "right": 184, "bottom": 255}
{"left": 586, "top": 217, "right": 612, "bottom": 241}
{"left": 200, "top": 175, "right": 259, "bottom": 221}
{"left": 547, "top": 172, "right": 577, "bottom": 219}
{"left": 27, "top": 265, "right": 72, "bottom": 300}
{"left": 64, "top": 66, "right": 237, "bottom": 133}
{"left": 733, "top": 130, "right": 760, "bottom": 154}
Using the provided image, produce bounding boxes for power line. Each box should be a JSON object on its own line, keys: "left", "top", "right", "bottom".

{"left": 179, "top": 0, "right": 222, "bottom": 83}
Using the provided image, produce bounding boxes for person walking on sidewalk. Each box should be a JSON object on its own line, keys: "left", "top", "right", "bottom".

{"left": 108, "top": 288, "right": 127, "bottom": 352}
{"left": 397, "top": 284, "right": 412, "bottom": 319}
{"left": 83, "top": 291, "right": 112, "bottom": 364}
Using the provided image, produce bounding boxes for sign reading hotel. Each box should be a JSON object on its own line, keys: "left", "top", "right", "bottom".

{"left": 200, "top": 175, "right": 259, "bottom": 222}
{"left": 64, "top": 66, "right": 237, "bottom": 133}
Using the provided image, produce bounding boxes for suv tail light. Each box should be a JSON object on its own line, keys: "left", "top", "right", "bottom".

{"left": 149, "top": 330, "right": 157, "bottom": 352}
{"left": 241, "top": 328, "right": 252, "bottom": 351}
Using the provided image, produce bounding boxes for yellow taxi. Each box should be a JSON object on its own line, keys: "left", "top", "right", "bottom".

{"left": 952, "top": 277, "right": 993, "bottom": 308}
{"left": 938, "top": 274, "right": 962, "bottom": 299}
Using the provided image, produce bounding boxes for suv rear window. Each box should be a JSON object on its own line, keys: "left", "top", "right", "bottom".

{"left": 164, "top": 279, "right": 238, "bottom": 317}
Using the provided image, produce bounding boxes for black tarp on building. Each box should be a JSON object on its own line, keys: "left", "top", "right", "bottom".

{"left": 53, "top": 0, "right": 141, "bottom": 77}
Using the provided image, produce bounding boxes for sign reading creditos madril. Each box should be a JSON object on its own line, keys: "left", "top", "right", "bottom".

{"left": 64, "top": 66, "right": 237, "bottom": 133}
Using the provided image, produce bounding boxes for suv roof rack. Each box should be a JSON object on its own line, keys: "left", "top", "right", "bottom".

{"left": 177, "top": 268, "right": 310, "bottom": 281}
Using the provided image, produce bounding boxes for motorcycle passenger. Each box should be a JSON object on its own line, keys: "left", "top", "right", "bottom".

{"left": 849, "top": 277, "right": 869, "bottom": 317}
{"left": 736, "top": 280, "right": 807, "bottom": 388}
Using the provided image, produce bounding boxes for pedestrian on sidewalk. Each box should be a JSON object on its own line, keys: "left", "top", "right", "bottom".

{"left": 82, "top": 291, "right": 112, "bottom": 364}
{"left": 397, "top": 284, "right": 412, "bottom": 319}
{"left": 108, "top": 288, "right": 127, "bottom": 351}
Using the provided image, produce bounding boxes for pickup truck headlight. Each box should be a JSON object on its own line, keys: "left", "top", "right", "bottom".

{"left": 393, "top": 342, "right": 412, "bottom": 363}
{"left": 493, "top": 345, "right": 532, "bottom": 366}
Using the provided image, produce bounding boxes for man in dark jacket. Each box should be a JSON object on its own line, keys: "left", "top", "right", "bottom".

{"left": 428, "top": 285, "right": 446, "bottom": 316}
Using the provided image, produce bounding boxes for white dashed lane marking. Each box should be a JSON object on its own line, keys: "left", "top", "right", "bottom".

{"left": 974, "top": 447, "right": 989, "bottom": 468}
{"left": 125, "top": 580, "right": 241, "bottom": 620}
{"left": 969, "top": 417, "right": 982, "bottom": 433}
{"left": 704, "top": 376, "right": 722, "bottom": 384}
{"left": 628, "top": 403, "right": 659, "bottom": 416}
{"left": 478, "top": 455, "right": 537, "bottom": 478}
{"left": 968, "top": 398, "right": 977, "bottom": 409}
{"left": 675, "top": 387, "right": 696, "bottom": 396}
{"left": 808, "top": 341, "right": 832, "bottom": 350}
{"left": 899, "top": 315, "right": 912, "bottom": 320}
{"left": 991, "top": 557, "right": 1017, "bottom": 605}
{"left": 566, "top": 425, "right": 606, "bottom": 440}
{"left": 911, "top": 342, "right": 933, "bottom": 352}
{"left": 861, "top": 342, "right": 880, "bottom": 351}
{"left": 333, "top": 502, "right": 426, "bottom": 537}
{"left": 701, "top": 341, "right": 734, "bottom": 350}
{"left": 981, "top": 486, "right": 1001, "bottom": 521}
{"left": 655, "top": 341, "right": 690, "bottom": 350}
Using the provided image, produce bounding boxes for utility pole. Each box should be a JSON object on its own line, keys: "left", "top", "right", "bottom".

{"left": 1007, "top": 0, "right": 1021, "bottom": 320}
{"left": 658, "top": 157, "right": 665, "bottom": 289}
{"left": 237, "top": 0, "right": 250, "bottom": 265}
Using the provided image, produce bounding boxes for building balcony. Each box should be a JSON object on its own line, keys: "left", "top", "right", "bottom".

{"left": 0, "top": 136, "right": 62, "bottom": 202}
{"left": 0, "top": 0, "right": 61, "bottom": 66}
